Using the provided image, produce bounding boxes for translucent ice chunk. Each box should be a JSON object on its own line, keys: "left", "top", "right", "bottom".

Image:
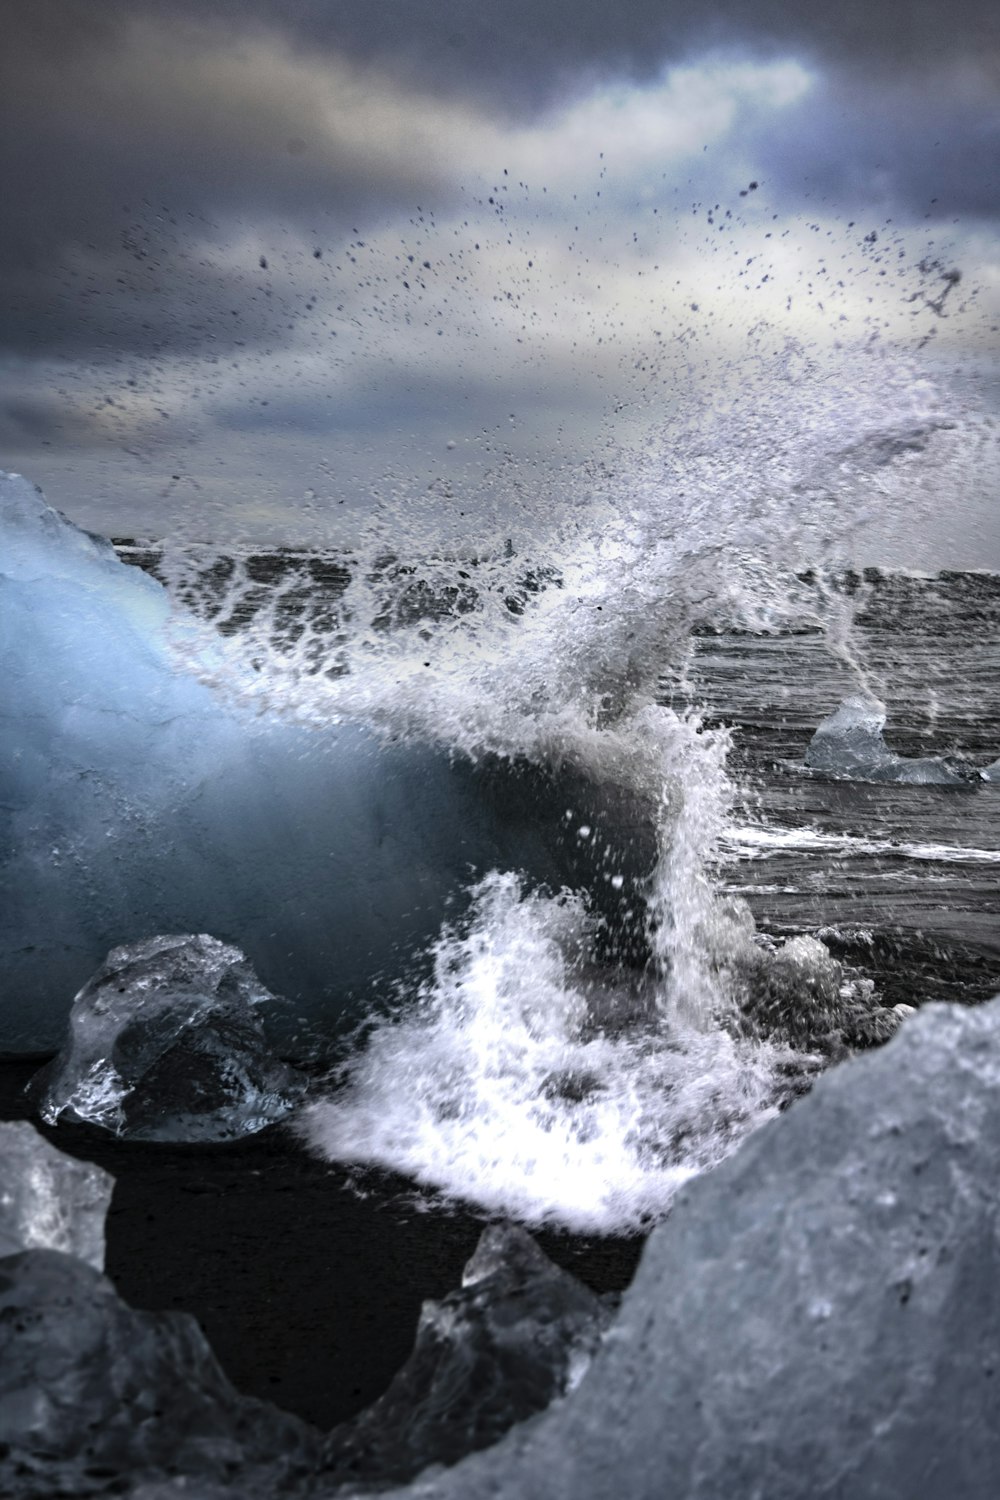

{"left": 0, "top": 1121, "right": 113, "bottom": 1270}
{"left": 805, "top": 695, "right": 898, "bottom": 774}
{"left": 323, "top": 1222, "right": 613, "bottom": 1487}
{"left": 805, "top": 695, "right": 964, "bottom": 783}
{"left": 32, "top": 934, "right": 307, "bottom": 1142}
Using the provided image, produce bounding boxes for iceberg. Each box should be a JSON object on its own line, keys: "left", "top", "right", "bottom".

{"left": 805, "top": 695, "right": 965, "bottom": 783}
{"left": 0, "top": 472, "right": 654, "bottom": 1051}
{"left": 0, "top": 1121, "right": 113, "bottom": 1269}
{"left": 31, "top": 934, "right": 307, "bottom": 1142}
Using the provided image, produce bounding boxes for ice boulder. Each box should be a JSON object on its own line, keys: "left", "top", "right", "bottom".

{"left": 31, "top": 934, "right": 307, "bottom": 1142}
{"left": 381, "top": 997, "right": 1000, "bottom": 1499}
{"left": 0, "top": 1248, "right": 321, "bottom": 1499}
{"left": 0, "top": 472, "right": 651, "bottom": 1052}
{"left": 0, "top": 1121, "right": 113, "bottom": 1269}
{"left": 981, "top": 757, "right": 1000, "bottom": 782}
{"left": 805, "top": 695, "right": 965, "bottom": 783}
{"left": 324, "top": 1222, "right": 613, "bottom": 1487}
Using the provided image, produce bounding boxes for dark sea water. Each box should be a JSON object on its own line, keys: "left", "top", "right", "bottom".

{"left": 688, "top": 570, "right": 1000, "bottom": 1008}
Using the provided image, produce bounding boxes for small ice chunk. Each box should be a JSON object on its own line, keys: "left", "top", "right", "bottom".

{"left": 0, "top": 1122, "right": 113, "bottom": 1270}
{"left": 805, "top": 696, "right": 964, "bottom": 783}
{"left": 32, "top": 934, "right": 307, "bottom": 1142}
{"left": 323, "top": 1222, "right": 613, "bottom": 1487}
{"left": 804, "top": 696, "right": 896, "bottom": 775}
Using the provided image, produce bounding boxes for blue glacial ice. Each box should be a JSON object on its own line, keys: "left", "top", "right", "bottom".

{"left": 0, "top": 472, "right": 646, "bottom": 1050}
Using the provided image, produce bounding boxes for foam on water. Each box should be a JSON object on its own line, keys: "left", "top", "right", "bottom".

{"left": 296, "top": 872, "right": 799, "bottom": 1232}
{"left": 726, "top": 824, "right": 1000, "bottom": 866}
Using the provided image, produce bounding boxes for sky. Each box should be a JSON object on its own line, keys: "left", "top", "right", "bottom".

{"left": 1, "top": 0, "right": 998, "bottom": 556}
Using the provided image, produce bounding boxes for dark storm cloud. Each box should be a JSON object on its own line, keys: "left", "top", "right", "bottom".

{"left": 165, "top": 0, "right": 1000, "bottom": 102}
{"left": 1, "top": 0, "right": 996, "bottom": 367}
{"left": 0, "top": 3, "right": 460, "bottom": 362}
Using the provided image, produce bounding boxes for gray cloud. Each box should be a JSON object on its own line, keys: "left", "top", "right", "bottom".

{"left": 0, "top": 393, "right": 110, "bottom": 451}
{"left": 2, "top": 0, "right": 998, "bottom": 542}
{"left": 163, "top": 0, "right": 1000, "bottom": 102}
{"left": 743, "top": 68, "right": 1000, "bottom": 222}
{"left": 2, "top": 0, "right": 997, "bottom": 367}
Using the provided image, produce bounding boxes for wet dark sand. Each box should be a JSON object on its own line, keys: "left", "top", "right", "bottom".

{"left": 0, "top": 1057, "right": 644, "bottom": 1431}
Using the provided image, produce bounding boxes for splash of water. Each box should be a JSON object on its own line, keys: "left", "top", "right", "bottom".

{"left": 158, "top": 329, "right": 993, "bottom": 1230}
{"left": 295, "top": 872, "right": 800, "bottom": 1232}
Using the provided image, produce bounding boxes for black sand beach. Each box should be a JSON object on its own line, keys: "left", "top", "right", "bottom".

{"left": 0, "top": 1057, "right": 644, "bottom": 1432}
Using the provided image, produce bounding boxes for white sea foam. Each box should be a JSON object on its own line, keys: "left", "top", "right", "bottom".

{"left": 725, "top": 823, "right": 1000, "bottom": 865}
{"left": 297, "top": 872, "right": 798, "bottom": 1232}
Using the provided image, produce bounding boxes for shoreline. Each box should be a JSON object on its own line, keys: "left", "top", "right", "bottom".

{"left": 0, "top": 1058, "right": 644, "bottom": 1431}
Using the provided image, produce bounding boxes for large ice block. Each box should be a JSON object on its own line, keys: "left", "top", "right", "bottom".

{"left": 0, "top": 472, "right": 652, "bottom": 1051}
{"left": 32, "top": 934, "right": 307, "bottom": 1141}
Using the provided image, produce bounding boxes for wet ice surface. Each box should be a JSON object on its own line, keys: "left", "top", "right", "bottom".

{"left": 32, "top": 935, "right": 307, "bottom": 1142}
{"left": 0, "top": 1121, "right": 112, "bottom": 1268}
{"left": 322, "top": 1222, "right": 614, "bottom": 1489}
